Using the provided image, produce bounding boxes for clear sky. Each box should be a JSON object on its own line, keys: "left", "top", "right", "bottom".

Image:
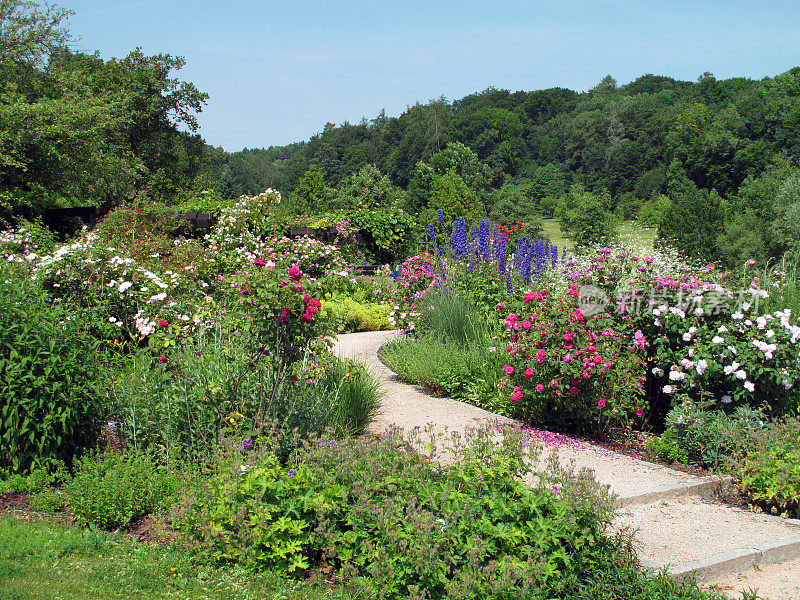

{"left": 64, "top": 0, "right": 800, "bottom": 152}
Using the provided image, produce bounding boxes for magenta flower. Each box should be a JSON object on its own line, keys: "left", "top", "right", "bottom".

{"left": 524, "top": 368, "right": 535, "bottom": 379}
{"left": 158, "top": 356, "right": 167, "bottom": 364}
{"left": 569, "top": 386, "right": 578, "bottom": 395}
{"left": 157, "top": 320, "right": 169, "bottom": 327}
{"left": 503, "top": 365, "right": 514, "bottom": 375}
{"left": 535, "top": 384, "right": 544, "bottom": 393}
{"left": 287, "top": 265, "right": 302, "bottom": 280}
{"left": 635, "top": 407, "right": 644, "bottom": 417}
{"left": 252, "top": 258, "right": 267, "bottom": 268}
{"left": 597, "top": 398, "right": 606, "bottom": 408}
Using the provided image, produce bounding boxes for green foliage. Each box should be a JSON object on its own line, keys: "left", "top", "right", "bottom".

{"left": 733, "top": 417, "right": 800, "bottom": 515}
{"left": 0, "top": 0, "right": 74, "bottom": 68}
{"left": 175, "top": 426, "right": 723, "bottom": 600}
{"left": 422, "top": 170, "right": 483, "bottom": 226}
{"left": 347, "top": 206, "right": 415, "bottom": 261}
{"left": 557, "top": 185, "right": 617, "bottom": 249}
{"left": 28, "top": 488, "right": 64, "bottom": 513}
{"left": 380, "top": 335, "right": 507, "bottom": 410}
{"left": 657, "top": 187, "right": 724, "bottom": 261}
{"left": 648, "top": 399, "right": 768, "bottom": 469}
{"left": 175, "top": 452, "right": 321, "bottom": 574}
{"left": 0, "top": 262, "right": 102, "bottom": 473}
{"left": 488, "top": 181, "right": 545, "bottom": 236}
{"left": 321, "top": 295, "right": 393, "bottom": 332}
{"left": 416, "top": 290, "right": 488, "bottom": 345}
{"left": 173, "top": 188, "right": 228, "bottom": 216}
{"left": 106, "top": 331, "right": 380, "bottom": 457}
{"left": 407, "top": 142, "right": 491, "bottom": 212}
{"left": 637, "top": 194, "right": 671, "bottom": 228}
{"left": 0, "top": 460, "right": 68, "bottom": 494}
{"left": 16, "top": 217, "right": 54, "bottom": 252}
{"left": 294, "top": 165, "right": 333, "bottom": 213}
{"left": 93, "top": 202, "right": 184, "bottom": 253}
{"left": 68, "top": 450, "right": 180, "bottom": 529}
{"left": 334, "top": 164, "right": 405, "bottom": 209}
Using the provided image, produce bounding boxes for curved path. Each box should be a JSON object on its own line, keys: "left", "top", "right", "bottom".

{"left": 333, "top": 330, "right": 800, "bottom": 600}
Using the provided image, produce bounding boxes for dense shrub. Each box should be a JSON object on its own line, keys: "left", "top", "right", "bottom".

{"left": 68, "top": 450, "right": 180, "bottom": 529}
{"left": 93, "top": 201, "right": 184, "bottom": 256}
{"left": 0, "top": 263, "right": 103, "bottom": 472}
{"left": 321, "top": 296, "right": 393, "bottom": 332}
{"left": 646, "top": 398, "right": 768, "bottom": 469}
{"left": 736, "top": 417, "right": 800, "bottom": 516}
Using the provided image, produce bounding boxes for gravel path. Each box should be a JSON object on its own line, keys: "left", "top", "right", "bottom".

{"left": 332, "top": 330, "right": 800, "bottom": 599}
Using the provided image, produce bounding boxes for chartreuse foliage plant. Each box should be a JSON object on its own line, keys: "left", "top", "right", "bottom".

{"left": 321, "top": 295, "right": 393, "bottom": 333}
{"left": 0, "top": 262, "right": 102, "bottom": 473}
{"left": 173, "top": 426, "right": 726, "bottom": 600}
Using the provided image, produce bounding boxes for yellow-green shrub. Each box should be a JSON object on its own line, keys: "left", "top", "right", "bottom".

{"left": 321, "top": 296, "right": 394, "bottom": 332}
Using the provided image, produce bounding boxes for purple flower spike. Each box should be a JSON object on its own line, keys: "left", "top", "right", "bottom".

{"left": 241, "top": 438, "right": 253, "bottom": 448}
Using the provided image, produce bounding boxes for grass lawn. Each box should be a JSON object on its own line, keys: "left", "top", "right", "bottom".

{"left": 541, "top": 219, "right": 657, "bottom": 252}
{"left": 0, "top": 517, "right": 352, "bottom": 600}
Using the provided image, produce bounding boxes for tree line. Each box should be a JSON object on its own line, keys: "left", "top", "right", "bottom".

{"left": 3, "top": 0, "right": 800, "bottom": 266}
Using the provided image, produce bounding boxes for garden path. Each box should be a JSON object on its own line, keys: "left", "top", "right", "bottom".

{"left": 333, "top": 330, "right": 800, "bottom": 600}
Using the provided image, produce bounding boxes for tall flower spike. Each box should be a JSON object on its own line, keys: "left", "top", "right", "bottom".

{"left": 498, "top": 235, "right": 507, "bottom": 276}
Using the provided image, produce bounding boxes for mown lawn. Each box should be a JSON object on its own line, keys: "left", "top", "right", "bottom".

{"left": 541, "top": 219, "right": 656, "bottom": 251}
{"left": 0, "top": 517, "right": 352, "bottom": 600}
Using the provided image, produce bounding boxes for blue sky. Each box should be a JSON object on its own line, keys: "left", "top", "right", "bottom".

{"left": 65, "top": 0, "right": 800, "bottom": 152}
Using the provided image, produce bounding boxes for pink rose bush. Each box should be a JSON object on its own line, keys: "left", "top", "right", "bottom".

{"left": 388, "top": 253, "right": 441, "bottom": 332}
{"left": 499, "top": 282, "right": 648, "bottom": 435}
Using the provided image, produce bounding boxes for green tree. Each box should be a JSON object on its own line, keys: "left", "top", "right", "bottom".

{"left": 557, "top": 185, "right": 617, "bottom": 249}
{"left": 487, "top": 180, "right": 544, "bottom": 237}
{"left": 334, "top": 164, "right": 405, "bottom": 209}
{"left": 423, "top": 169, "right": 482, "bottom": 226}
{"left": 771, "top": 174, "right": 800, "bottom": 257}
{"left": 0, "top": 0, "right": 73, "bottom": 68}
{"left": 657, "top": 188, "right": 724, "bottom": 261}
{"left": 294, "top": 165, "right": 332, "bottom": 213}
{"left": 407, "top": 142, "right": 491, "bottom": 213}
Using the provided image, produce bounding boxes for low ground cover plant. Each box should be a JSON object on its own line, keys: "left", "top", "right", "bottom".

{"left": 172, "top": 425, "right": 723, "bottom": 600}
{"left": 68, "top": 450, "right": 181, "bottom": 529}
